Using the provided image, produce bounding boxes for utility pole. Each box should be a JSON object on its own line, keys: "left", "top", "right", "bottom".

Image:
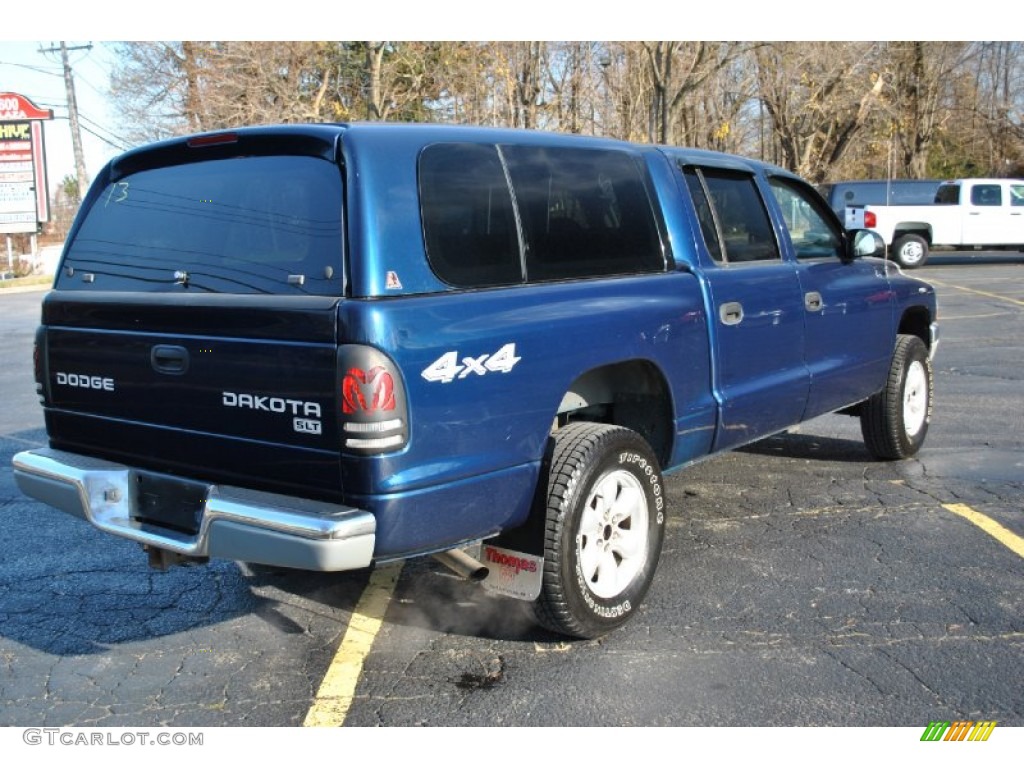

{"left": 39, "top": 41, "right": 92, "bottom": 201}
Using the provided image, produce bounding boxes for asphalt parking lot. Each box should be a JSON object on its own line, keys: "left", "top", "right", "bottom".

{"left": 1, "top": 251, "right": 1021, "bottom": 728}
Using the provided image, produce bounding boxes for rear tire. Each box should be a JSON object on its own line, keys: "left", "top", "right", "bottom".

{"left": 892, "top": 234, "right": 929, "bottom": 269}
{"left": 860, "top": 335, "right": 933, "bottom": 459}
{"left": 533, "top": 422, "right": 666, "bottom": 638}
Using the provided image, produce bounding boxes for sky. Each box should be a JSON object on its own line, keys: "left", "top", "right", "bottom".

{"left": 0, "top": 8, "right": 991, "bottom": 205}
{"left": 0, "top": 40, "right": 123, "bottom": 199}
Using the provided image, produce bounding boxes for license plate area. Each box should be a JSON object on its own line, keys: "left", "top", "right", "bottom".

{"left": 132, "top": 472, "right": 207, "bottom": 535}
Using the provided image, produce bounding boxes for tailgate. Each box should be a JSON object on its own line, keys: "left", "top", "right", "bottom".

{"left": 40, "top": 292, "right": 344, "bottom": 499}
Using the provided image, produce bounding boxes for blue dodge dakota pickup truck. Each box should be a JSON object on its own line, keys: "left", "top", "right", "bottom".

{"left": 13, "top": 123, "right": 938, "bottom": 637}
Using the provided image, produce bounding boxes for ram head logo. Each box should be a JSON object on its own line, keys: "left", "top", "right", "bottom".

{"left": 342, "top": 367, "right": 396, "bottom": 414}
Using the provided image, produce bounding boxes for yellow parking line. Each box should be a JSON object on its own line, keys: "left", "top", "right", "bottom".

{"left": 303, "top": 562, "right": 404, "bottom": 727}
{"left": 938, "top": 311, "right": 1016, "bottom": 321}
{"left": 929, "top": 279, "right": 1024, "bottom": 308}
{"left": 943, "top": 504, "right": 1024, "bottom": 559}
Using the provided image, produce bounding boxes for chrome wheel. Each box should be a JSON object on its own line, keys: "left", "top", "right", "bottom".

{"left": 903, "top": 360, "right": 928, "bottom": 437}
{"left": 576, "top": 469, "right": 649, "bottom": 599}
{"left": 893, "top": 234, "right": 929, "bottom": 268}
{"left": 899, "top": 241, "right": 924, "bottom": 265}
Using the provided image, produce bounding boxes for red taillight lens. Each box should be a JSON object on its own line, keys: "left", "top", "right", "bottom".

{"left": 186, "top": 132, "right": 238, "bottom": 148}
{"left": 338, "top": 346, "right": 408, "bottom": 455}
{"left": 864, "top": 211, "right": 877, "bottom": 228}
{"left": 33, "top": 327, "right": 46, "bottom": 404}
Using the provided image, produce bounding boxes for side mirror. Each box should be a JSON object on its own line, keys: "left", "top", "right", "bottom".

{"left": 846, "top": 229, "right": 886, "bottom": 260}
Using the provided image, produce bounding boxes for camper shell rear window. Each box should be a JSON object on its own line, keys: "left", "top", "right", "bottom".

{"left": 59, "top": 155, "right": 344, "bottom": 295}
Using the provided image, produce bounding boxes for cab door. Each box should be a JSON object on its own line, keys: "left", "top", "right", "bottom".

{"left": 766, "top": 176, "right": 894, "bottom": 418}
{"left": 961, "top": 182, "right": 1011, "bottom": 245}
{"left": 681, "top": 166, "right": 809, "bottom": 451}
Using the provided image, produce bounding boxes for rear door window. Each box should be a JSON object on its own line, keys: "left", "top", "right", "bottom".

{"left": 684, "top": 166, "right": 781, "bottom": 264}
{"left": 61, "top": 155, "right": 344, "bottom": 295}
{"left": 970, "top": 184, "right": 1002, "bottom": 206}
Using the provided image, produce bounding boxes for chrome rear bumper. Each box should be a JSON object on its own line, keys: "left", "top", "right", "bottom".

{"left": 13, "top": 447, "right": 375, "bottom": 571}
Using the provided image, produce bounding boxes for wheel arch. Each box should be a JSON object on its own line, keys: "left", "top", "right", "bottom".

{"left": 892, "top": 224, "right": 933, "bottom": 244}
{"left": 898, "top": 306, "right": 934, "bottom": 352}
{"left": 556, "top": 359, "right": 674, "bottom": 467}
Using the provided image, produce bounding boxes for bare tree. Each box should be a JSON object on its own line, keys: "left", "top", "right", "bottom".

{"left": 637, "top": 42, "right": 745, "bottom": 145}
{"left": 884, "top": 42, "right": 971, "bottom": 178}
{"left": 755, "top": 42, "right": 886, "bottom": 183}
{"left": 109, "top": 42, "right": 210, "bottom": 142}
{"left": 107, "top": 40, "right": 1024, "bottom": 182}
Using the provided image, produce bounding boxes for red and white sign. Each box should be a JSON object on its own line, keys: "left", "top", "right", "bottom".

{"left": 0, "top": 93, "right": 52, "bottom": 233}
{"left": 0, "top": 92, "right": 54, "bottom": 121}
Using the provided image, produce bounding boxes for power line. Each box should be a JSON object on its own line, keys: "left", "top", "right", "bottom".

{"left": 77, "top": 115, "right": 131, "bottom": 151}
{"left": 0, "top": 60, "right": 63, "bottom": 76}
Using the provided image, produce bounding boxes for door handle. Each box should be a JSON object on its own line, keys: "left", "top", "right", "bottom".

{"left": 151, "top": 345, "right": 190, "bottom": 375}
{"left": 719, "top": 302, "right": 744, "bottom": 326}
{"left": 805, "top": 292, "right": 823, "bottom": 312}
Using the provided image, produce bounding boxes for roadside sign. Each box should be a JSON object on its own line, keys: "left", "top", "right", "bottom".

{"left": 0, "top": 92, "right": 53, "bottom": 234}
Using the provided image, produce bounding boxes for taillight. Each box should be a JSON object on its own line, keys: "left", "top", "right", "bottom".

{"left": 186, "top": 132, "right": 238, "bottom": 148}
{"left": 864, "top": 210, "right": 877, "bottom": 228}
{"left": 33, "top": 326, "right": 46, "bottom": 405}
{"left": 337, "top": 345, "right": 408, "bottom": 455}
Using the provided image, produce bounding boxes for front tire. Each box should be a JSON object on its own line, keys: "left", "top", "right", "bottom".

{"left": 533, "top": 422, "right": 666, "bottom": 638}
{"left": 860, "top": 335, "right": 933, "bottom": 459}
{"left": 892, "top": 234, "right": 929, "bottom": 269}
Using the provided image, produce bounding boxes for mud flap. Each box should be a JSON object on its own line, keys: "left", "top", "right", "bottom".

{"left": 479, "top": 544, "right": 543, "bottom": 600}
{"left": 479, "top": 461, "right": 549, "bottom": 601}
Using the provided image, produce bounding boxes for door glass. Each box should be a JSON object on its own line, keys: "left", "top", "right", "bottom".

{"left": 970, "top": 184, "right": 1002, "bottom": 206}
{"left": 692, "top": 168, "right": 780, "bottom": 264}
{"left": 769, "top": 177, "right": 844, "bottom": 261}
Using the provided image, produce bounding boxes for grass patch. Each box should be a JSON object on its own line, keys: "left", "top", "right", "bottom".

{"left": 0, "top": 275, "right": 53, "bottom": 290}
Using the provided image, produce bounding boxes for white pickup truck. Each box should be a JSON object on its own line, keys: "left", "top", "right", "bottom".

{"left": 845, "top": 178, "right": 1024, "bottom": 267}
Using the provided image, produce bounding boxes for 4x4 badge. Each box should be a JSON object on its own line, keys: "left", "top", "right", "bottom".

{"left": 421, "top": 343, "right": 521, "bottom": 384}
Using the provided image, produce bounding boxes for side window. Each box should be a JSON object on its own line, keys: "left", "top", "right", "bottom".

{"left": 683, "top": 168, "right": 723, "bottom": 262}
{"left": 689, "top": 167, "right": 780, "bottom": 264}
{"left": 768, "top": 177, "right": 844, "bottom": 261}
{"left": 970, "top": 184, "right": 1002, "bottom": 206}
{"left": 501, "top": 145, "right": 664, "bottom": 281}
{"left": 419, "top": 143, "right": 522, "bottom": 288}
{"left": 1010, "top": 185, "right": 1024, "bottom": 207}
{"left": 935, "top": 185, "right": 960, "bottom": 205}
{"left": 841, "top": 183, "right": 885, "bottom": 207}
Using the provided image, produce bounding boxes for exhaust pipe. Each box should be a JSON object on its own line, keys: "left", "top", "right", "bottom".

{"left": 144, "top": 545, "right": 208, "bottom": 571}
{"left": 433, "top": 548, "right": 489, "bottom": 581}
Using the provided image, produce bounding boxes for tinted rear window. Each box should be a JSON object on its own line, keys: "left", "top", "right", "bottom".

{"left": 502, "top": 145, "right": 664, "bottom": 281}
{"left": 418, "top": 144, "right": 523, "bottom": 287}
{"left": 935, "top": 184, "right": 960, "bottom": 204}
{"left": 419, "top": 142, "right": 665, "bottom": 287}
{"left": 60, "top": 155, "right": 344, "bottom": 295}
